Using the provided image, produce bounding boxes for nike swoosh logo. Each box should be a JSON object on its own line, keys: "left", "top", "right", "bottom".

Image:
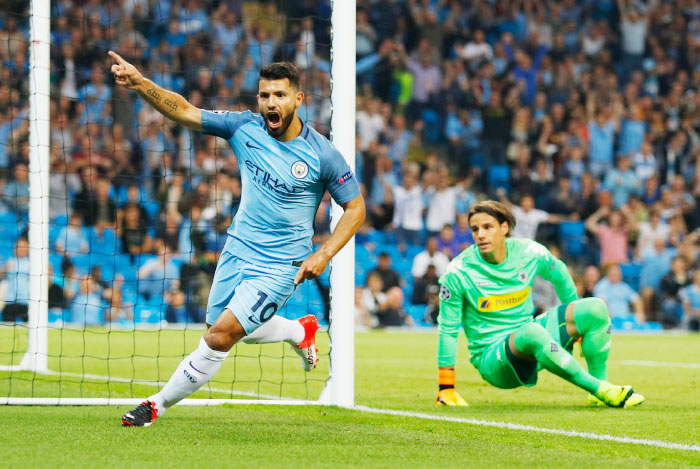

{"left": 189, "top": 361, "right": 208, "bottom": 375}
{"left": 246, "top": 141, "right": 262, "bottom": 150}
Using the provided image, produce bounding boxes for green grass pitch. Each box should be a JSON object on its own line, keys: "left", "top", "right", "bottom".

{"left": 1, "top": 327, "right": 699, "bottom": 467}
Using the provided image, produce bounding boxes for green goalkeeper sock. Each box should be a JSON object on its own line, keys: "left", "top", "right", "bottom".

{"left": 573, "top": 298, "right": 611, "bottom": 381}
{"left": 513, "top": 322, "right": 601, "bottom": 395}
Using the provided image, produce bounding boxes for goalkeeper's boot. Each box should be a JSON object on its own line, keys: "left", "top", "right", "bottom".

{"left": 436, "top": 388, "right": 469, "bottom": 406}
{"left": 587, "top": 394, "right": 605, "bottom": 406}
{"left": 588, "top": 391, "right": 645, "bottom": 408}
{"left": 594, "top": 382, "right": 641, "bottom": 408}
{"left": 121, "top": 400, "right": 158, "bottom": 427}
{"left": 293, "top": 315, "right": 319, "bottom": 372}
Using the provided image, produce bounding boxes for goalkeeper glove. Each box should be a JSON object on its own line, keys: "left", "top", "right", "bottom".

{"left": 436, "top": 369, "right": 468, "bottom": 406}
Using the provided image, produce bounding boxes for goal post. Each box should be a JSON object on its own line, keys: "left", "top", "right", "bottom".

{"left": 0, "top": 0, "right": 51, "bottom": 374}
{"left": 2, "top": 0, "right": 356, "bottom": 406}
{"left": 325, "top": 0, "right": 357, "bottom": 408}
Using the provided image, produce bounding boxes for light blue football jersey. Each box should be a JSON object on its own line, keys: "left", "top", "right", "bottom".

{"left": 201, "top": 110, "right": 360, "bottom": 266}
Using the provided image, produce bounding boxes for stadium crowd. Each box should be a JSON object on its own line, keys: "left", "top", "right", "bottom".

{"left": 1, "top": 0, "right": 700, "bottom": 331}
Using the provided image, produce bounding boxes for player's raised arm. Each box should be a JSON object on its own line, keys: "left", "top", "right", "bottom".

{"left": 108, "top": 51, "right": 203, "bottom": 131}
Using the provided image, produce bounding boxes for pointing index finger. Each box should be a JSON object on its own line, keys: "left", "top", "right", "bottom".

{"left": 108, "top": 50, "right": 127, "bottom": 66}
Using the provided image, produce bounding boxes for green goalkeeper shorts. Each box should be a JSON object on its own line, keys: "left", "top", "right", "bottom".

{"left": 475, "top": 303, "right": 571, "bottom": 389}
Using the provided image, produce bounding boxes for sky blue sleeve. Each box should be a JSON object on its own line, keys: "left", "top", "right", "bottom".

{"left": 321, "top": 147, "right": 361, "bottom": 205}
{"left": 200, "top": 110, "right": 257, "bottom": 140}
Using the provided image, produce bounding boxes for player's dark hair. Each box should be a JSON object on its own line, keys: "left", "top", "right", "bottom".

{"left": 467, "top": 200, "right": 516, "bottom": 237}
{"left": 259, "top": 62, "right": 300, "bottom": 89}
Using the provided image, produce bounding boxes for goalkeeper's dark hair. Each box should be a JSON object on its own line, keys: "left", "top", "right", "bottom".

{"left": 467, "top": 200, "right": 516, "bottom": 237}
{"left": 259, "top": 62, "right": 300, "bottom": 89}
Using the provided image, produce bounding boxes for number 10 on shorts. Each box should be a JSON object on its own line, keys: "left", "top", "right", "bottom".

{"left": 247, "top": 290, "right": 278, "bottom": 325}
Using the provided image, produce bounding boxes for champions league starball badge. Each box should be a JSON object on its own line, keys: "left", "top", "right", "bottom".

{"left": 439, "top": 285, "right": 451, "bottom": 301}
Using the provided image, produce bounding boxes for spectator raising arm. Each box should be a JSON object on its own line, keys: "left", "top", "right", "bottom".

{"left": 584, "top": 206, "right": 610, "bottom": 235}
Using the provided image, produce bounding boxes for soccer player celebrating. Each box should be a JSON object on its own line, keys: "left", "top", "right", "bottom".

{"left": 109, "top": 51, "right": 365, "bottom": 426}
{"left": 435, "top": 201, "right": 644, "bottom": 408}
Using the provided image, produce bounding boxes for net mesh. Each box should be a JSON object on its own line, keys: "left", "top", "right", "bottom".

{"left": 0, "top": 0, "right": 334, "bottom": 401}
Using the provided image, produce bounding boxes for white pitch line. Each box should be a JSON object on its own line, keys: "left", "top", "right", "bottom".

{"left": 6, "top": 370, "right": 698, "bottom": 452}
{"left": 619, "top": 360, "right": 700, "bottom": 369}
{"left": 2, "top": 385, "right": 698, "bottom": 452}
{"left": 350, "top": 406, "right": 700, "bottom": 453}
{"left": 0, "top": 397, "right": 318, "bottom": 406}
{"left": 42, "top": 370, "right": 294, "bottom": 400}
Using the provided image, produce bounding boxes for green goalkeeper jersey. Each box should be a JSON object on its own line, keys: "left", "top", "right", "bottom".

{"left": 437, "top": 237, "right": 578, "bottom": 369}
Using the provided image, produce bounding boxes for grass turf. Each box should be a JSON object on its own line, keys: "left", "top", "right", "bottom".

{"left": 1, "top": 327, "right": 699, "bottom": 467}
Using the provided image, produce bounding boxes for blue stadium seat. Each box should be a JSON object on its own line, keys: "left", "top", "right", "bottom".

{"left": 469, "top": 152, "right": 485, "bottom": 170}
{"left": 142, "top": 201, "right": 160, "bottom": 222}
{"left": 49, "top": 224, "right": 63, "bottom": 248}
{"left": 116, "top": 253, "right": 134, "bottom": 269}
{"left": 611, "top": 316, "right": 638, "bottom": 331}
{"left": 358, "top": 254, "right": 376, "bottom": 270}
{"left": 488, "top": 165, "right": 511, "bottom": 195}
{"left": 394, "top": 257, "right": 413, "bottom": 278}
{"left": 0, "top": 212, "right": 21, "bottom": 250}
{"left": 49, "top": 253, "right": 64, "bottom": 276}
{"left": 117, "top": 256, "right": 139, "bottom": 293}
{"left": 70, "top": 254, "right": 92, "bottom": 275}
{"left": 357, "top": 256, "right": 377, "bottom": 284}
{"left": 308, "top": 303, "right": 326, "bottom": 324}
{"left": 376, "top": 243, "right": 401, "bottom": 261}
{"left": 406, "top": 304, "right": 427, "bottom": 325}
{"left": 619, "top": 262, "right": 642, "bottom": 291}
{"left": 308, "top": 282, "right": 324, "bottom": 306}
{"left": 641, "top": 321, "right": 663, "bottom": 331}
{"left": 356, "top": 244, "right": 373, "bottom": 263}
{"left": 53, "top": 214, "right": 68, "bottom": 227}
{"left": 286, "top": 285, "right": 308, "bottom": 307}
{"left": 381, "top": 230, "right": 397, "bottom": 244}
{"left": 136, "top": 254, "right": 158, "bottom": 268}
{"left": 134, "top": 304, "right": 159, "bottom": 324}
{"left": 610, "top": 316, "right": 660, "bottom": 332}
{"left": 0, "top": 246, "right": 12, "bottom": 262}
{"left": 88, "top": 228, "right": 118, "bottom": 255}
{"left": 355, "top": 262, "right": 367, "bottom": 285}
{"left": 366, "top": 230, "right": 384, "bottom": 245}
{"left": 48, "top": 308, "right": 70, "bottom": 324}
{"left": 405, "top": 245, "right": 423, "bottom": 260}
{"left": 421, "top": 109, "right": 442, "bottom": 143}
{"left": 559, "top": 221, "right": 586, "bottom": 257}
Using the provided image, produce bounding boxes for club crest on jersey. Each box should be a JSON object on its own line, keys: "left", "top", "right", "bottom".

{"left": 439, "top": 285, "right": 451, "bottom": 301}
{"left": 291, "top": 161, "right": 308, "bottom": 179}
{"left": 518, "top": 270, "right": 528, "bottom": 283}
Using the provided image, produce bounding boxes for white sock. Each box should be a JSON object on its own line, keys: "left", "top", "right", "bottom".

{"left": 241, "top": 315, "right": 304, "bottom": 345}
{"left": 149, "top": 337, "right": 229, "bottom": 416}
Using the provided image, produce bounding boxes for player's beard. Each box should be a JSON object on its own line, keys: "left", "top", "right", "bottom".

{"left": 265, "top": 109, "right": 296, "bottom": 138}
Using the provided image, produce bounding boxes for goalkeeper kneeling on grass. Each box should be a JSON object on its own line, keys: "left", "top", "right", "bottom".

{"left": 435, "top": 201, "right": 644, "bottom": 408}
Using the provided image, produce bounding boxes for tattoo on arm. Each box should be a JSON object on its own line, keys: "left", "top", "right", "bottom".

{"left": 146, "top": 87, "right": 178, "bottom": 112}
{"left": 163, "top": 98, "right": 178, "bottom": 112}
{"left": 145, "top": 87, "right": 162, "bottom": 102}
